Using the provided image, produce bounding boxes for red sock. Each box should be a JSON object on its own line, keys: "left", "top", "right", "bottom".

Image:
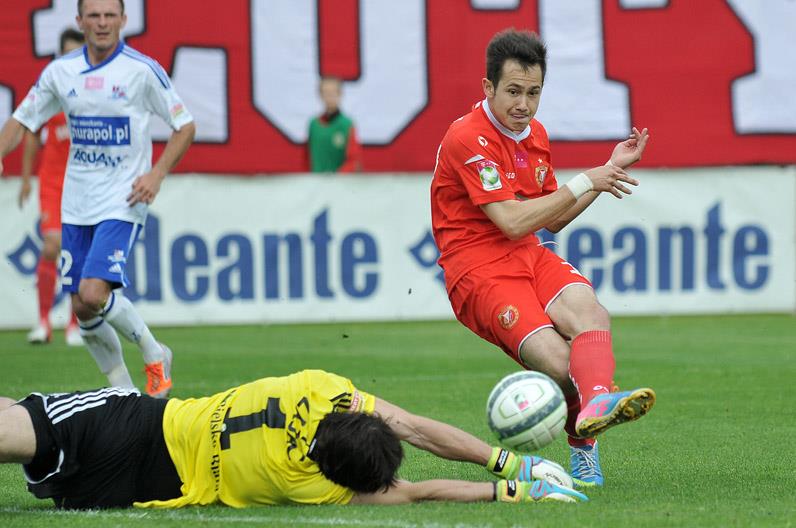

{"left": 569, "top": 330, "right": 616, "bottom": 407}
{"left": 36, "top": 258, "right": 57, "bottom": 323}
{"left": 565, "top": 392, "right": 595, "bottom": 447}
{"left": 68, "top": 311, "right": 79, "bottom": 329}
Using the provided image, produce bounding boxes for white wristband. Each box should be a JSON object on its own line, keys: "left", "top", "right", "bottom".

{"left": 564, "top": 172, "right": 593, "bottom": 199}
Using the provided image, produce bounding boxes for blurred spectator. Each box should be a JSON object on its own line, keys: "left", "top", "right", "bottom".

{"left": 18, "top": 28, "right": 85, "bottom": 346}
{"left": 307, "top": 77, "right": 362, "bottom": 173}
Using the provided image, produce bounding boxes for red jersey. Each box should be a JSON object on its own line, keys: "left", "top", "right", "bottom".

{"left": 38, "top": 112, "right": 70, "bottom": 193}
{"left": 430, "top": 100, "right": 559, "bottom": 290}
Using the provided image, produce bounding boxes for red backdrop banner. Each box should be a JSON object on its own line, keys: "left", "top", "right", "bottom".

{"left": 2, "top": 0, "right": 795, "bottom": 174}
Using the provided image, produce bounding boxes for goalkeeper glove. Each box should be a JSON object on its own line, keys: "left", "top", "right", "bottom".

{"left": 486, "top": 447, "right": 573, "bottom": 488}
{"left": 495, "top": 479, "right": 588, "bottom": 504}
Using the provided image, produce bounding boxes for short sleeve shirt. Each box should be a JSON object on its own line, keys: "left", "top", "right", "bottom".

{"left": 430, "top": 100, "right": 558, "bottom": 290}
{"left": 13, "top": 43, "right": 193, "bottom": 226}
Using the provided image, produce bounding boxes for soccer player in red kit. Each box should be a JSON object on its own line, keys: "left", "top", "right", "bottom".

{"left": 18, "top": 29, "right": 85, "bottom": 346}
{"left": 430, "top": 29, "right": 654, "bottom": 487}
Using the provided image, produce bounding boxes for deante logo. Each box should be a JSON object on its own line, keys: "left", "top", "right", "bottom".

{"left": 6, "top": 218, "right": 69, "bottom": 307}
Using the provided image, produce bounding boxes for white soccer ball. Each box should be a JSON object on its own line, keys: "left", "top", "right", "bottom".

{"left": 486, "top": 371, "right": 567, "bottom": 452}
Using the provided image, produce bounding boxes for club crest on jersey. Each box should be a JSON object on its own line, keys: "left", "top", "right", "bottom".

{"left": 110, "top": 85, "right": 128, "bottom": 100}
{"left": 535, "top": 162, "right": 548, "bottom": 187}
{"left": 497, "top": 305, "right": 519, "bottom": 330}
{"left": 476, "top": 160, "right": 502, "bottom": 191}
{"left": 85, "top": 76, "right": 104, "bottom": 90}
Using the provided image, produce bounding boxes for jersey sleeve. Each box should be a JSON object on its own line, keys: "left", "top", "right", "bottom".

{"left": 143, "top": 60, "right": 194, "bottom": 131}
{"left": 443, "top": 130, "right": 516, "bottom": 206}
{"left": 311, "top": 370, "right": 375, "bottom": 415}
{"left": 12, "top": 65, "right": 62, "bottom": 133}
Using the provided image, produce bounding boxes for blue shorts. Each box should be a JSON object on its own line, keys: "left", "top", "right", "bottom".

{"left": 61, "top": 220, "right": 142, "bottom": 293}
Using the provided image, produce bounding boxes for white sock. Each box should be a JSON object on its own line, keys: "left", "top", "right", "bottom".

{"left": 101, "top": 291, "right": 164, "bottom": 365}
{"left": 79, "top": 316, "right": 134, "bottom": 389}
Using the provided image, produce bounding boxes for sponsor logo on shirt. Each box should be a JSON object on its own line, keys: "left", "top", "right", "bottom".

{"left": 477, "top": 135, "right": 488, "bottom": 147}
{"left": 72, "top": 148, "right": 126, "bottom": 168}
{"left": 515, "top": 150, "right": 528, "bottom": 168}
{"left": 69, "top": 115, "right": 131, "bottom": 146}
{"left": 476, "top": 159, "right": 502, "bottom": 191}
{"left": 84, "top": 76, "right": 104, "bottom": 90}
{"left": 67, "top": 88, "right": 78, "bottom": 98}
{"left": 170, "top": 103, "right": 186, "bottom": 119}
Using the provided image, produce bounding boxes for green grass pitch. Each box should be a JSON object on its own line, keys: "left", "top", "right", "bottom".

{"left": 1, "top": 314, "right": 794, "bottom": 527}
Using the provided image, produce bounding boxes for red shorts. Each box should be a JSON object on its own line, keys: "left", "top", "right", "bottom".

{"left": 448, "top": 244, "right": 592, "bottom": 364}
{"left": 39, "top": 170, "right": 63, "bottom": 233}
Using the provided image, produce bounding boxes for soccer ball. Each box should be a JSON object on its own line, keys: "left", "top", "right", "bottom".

{"left": 486, "top": 371, "right": 567, "bottom": 452}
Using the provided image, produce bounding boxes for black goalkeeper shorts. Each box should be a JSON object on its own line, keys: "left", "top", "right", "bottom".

{"left": 17, "top": 387, "right": 182, "bottom": 509}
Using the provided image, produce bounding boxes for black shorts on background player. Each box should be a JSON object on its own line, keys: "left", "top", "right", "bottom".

{"left": 17, "top": 388, "right": 182, "bottom": 509}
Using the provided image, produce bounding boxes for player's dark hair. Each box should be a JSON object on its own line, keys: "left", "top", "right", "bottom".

{"left": 486, "top": 29, "right": 547, "bottom": 87}
{"left": 311, "top": 412, "right": 403, "bottom": 494}
{"left": 60, "top": 28, "right": 85, "bottom": 54}
{"left": 78, "top": 0, "right": 125, "bottom": 16}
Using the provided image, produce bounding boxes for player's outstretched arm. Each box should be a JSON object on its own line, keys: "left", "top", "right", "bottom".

{"left": 0, "top": 118, "right": 27, "bottom": 177}
{"left": 372, "top": 399, "right": 572, "bottom": 488}
{"left": 373, "top": 397, "right": 493, "bottom": 464}
{"left": 350, "top": 479, "right": 587, "bottom": 505}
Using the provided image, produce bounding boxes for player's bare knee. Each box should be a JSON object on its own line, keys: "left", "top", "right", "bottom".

{"left": 77, "top": 281, "right": 110, "bottom": 314}
{"left": 0, "top": 405, "right": 36, "bottom": 464}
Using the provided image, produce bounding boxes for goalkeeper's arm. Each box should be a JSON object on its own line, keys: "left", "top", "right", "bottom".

{"left": 371, "top": 398, "right": 572, "bottom": 487}
{"left": 349, "top": 479, "right": 587, "bottom": 505}
{"left": 372, "top": 397, "right": 493, "bottom": 464}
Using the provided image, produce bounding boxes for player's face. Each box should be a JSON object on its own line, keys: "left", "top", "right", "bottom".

{"left": 319, "top": 80, "right": 342, "bottom": 113}
{"left": 483, "top": 60, "right": 543, "bottom": 133}
{"left": 77, "top": 0, "right": 126, "bottom": 54}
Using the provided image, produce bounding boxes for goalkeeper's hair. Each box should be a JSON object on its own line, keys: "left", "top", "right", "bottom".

{"left": 486, "top": 28, "right": 548, "bottom": 86}
{"left": 311, "top": 412, "right": 403, "bottom": 494}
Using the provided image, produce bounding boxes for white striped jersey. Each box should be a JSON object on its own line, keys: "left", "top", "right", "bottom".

{"left": 13, "top": 43, "right": 193, "bottom": 225}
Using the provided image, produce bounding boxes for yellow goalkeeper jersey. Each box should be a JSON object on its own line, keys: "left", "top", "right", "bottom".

{"left": 135, "top": 369, "right": 375, "bottom": 508}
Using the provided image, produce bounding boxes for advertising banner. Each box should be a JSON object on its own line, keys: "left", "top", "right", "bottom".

{"left": 1, "top": 168, "right": 794, "bottom": 329}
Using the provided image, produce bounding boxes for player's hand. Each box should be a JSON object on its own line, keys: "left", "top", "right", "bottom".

{"left": 495, "top": 480, "right": 588, "bottom": 504}
{"left": 518, "top": 456, "right": 574, "bottom": 489}
{"left": 18, "top": 178, "right": 32, "bottom": 208}
{"left": 487, "top": 448, "right": 573, "bottom": 488}
{"left": 127, "top": 169, "right": 165, "bottom": 206}
{"left": 584, "top": 164, "right": 638, "bottom": 199}
{"left": 609, "top": 127, "right": 650, "bottom": 169}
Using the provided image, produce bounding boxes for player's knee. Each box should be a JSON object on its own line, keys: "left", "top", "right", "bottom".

{"left": 0, "top": 405, "right": 35, "bottom": 464}
{"left": 76, "top": 283, "right": 109, "bottom": 316}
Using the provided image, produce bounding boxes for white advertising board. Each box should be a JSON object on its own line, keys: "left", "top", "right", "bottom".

{"left": 1, "top": 168, "right": 793, "bottom": 329}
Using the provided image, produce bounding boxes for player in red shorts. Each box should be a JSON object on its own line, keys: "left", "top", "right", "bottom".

{"left": 18, "top": 29, "right": 85, "bottom": 346}
{"left": 430, "top": 29, "right": 654, "bottom": 487}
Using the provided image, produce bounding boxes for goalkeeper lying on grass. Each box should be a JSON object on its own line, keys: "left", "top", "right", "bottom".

{"left": 0, "top": 369, "right": 586, "bottom": 509}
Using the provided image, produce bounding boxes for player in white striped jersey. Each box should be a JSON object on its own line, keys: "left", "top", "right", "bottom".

{"left": 0, "top": 0, "right": 195, "bottom": 397}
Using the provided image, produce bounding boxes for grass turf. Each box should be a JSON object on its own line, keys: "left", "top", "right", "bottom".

{"left": 1, "top": 314, "right": 794, "bottom": 527}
